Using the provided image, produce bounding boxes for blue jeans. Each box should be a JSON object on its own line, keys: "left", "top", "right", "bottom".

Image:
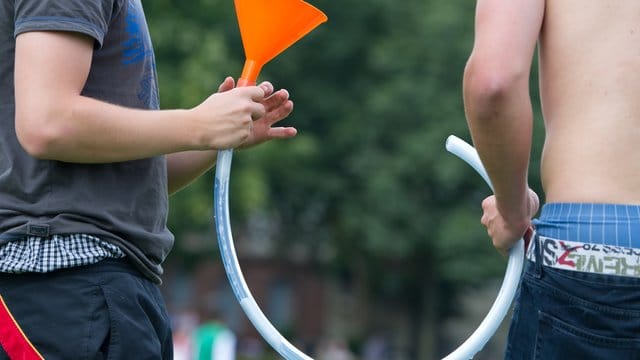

{"left": 505, "top": 236, "right": 640, "bottom": 359}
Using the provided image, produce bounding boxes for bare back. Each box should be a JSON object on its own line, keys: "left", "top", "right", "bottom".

{"left": 539, "top": 0, "right": 640, "bottom": 204}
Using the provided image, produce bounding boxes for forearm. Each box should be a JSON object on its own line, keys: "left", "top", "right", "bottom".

{"left": 26, "top": 95, "right": 223, "bottom": 194}
{"left": 166, "top": 150, "right": 218, "bottom": 195}
{"left": 464, "top": 65, "right": 533, "bottom": 223}
{"left": 16, "top": 94, "right": 201, "bottom": 163}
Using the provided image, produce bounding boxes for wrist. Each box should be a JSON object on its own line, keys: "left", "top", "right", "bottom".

{"left": 181, "top": 107, "right": 212, "bottom": 150}
{"left": 496, "top": 199, "right": 531, "bottom": 229}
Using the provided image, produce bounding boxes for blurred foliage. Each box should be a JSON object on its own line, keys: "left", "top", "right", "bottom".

{"left": 145, "top": 0, "right": 544, "bottom": 355}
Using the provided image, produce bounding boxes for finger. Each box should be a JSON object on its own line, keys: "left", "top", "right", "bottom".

{"left": 257, "top": 81, "right": 275, "bottom": 97}
{"left": 251, "top": 103, "right": 266, "bottom": 121}
{"left": 480, "top": 213, "right": 488, "bottom": 227}
{"left": 266, "top": 127, "right": 298, "bottom": 139}
{"left": 492, "top": 238, "right": 509, "bottom": 257}
{"left": 264, "top": 100, "right": 294, "bottom": 124}
{"left": 246, "top": 86, "right": 266, "bottom": 102}
{"left": 481, "top": 195, "right": 494, "bottom": 210}
{"left": 263, "top": 89, "right": 290, "bottom": 111}
{"left": 528, "top": 188, "right": 540, "bottom": 215}
{"left": 233, "top": 86, "right": 265, "bottom": 102}
{"left": 218, "top": 77, "right": 235, "bottom": 93}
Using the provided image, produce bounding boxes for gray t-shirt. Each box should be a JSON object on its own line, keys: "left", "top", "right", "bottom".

{"left": 0, "top": 0, "right": 173, "bottom": 283}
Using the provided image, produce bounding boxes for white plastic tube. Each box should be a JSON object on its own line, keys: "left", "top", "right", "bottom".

{"left": 442, "top": 135, "right": 525, "bottom": 360}
{"left": 213, "top": 137, "right": 524, "bottom": 360}
{"left": 214, "top": 148, "right": 312, "bottom": 360}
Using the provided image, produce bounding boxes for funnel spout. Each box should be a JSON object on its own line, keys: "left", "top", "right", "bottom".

{"left": 239, "top": 59, "right": 263, "bottom": 85}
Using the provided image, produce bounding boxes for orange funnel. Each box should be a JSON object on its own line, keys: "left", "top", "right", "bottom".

{"left": 234, "top": 0, "right": 327, "bottom": 85}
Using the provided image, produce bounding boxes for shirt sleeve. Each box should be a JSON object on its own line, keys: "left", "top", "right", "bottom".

{"left": 14, "top": 0, "right": 122, "bottom": 47}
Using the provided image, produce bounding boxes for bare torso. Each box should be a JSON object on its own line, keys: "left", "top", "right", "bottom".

{"left": 539, "top": 0, "right": 640, "bottom": 204}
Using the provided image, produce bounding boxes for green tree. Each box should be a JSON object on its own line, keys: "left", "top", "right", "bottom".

{"left": 146, "top": 0, "right": 544, "bottom": 357}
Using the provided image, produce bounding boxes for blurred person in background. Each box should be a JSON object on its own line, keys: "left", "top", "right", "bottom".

{"left": 0, "top": 0, "right": 296, "bottom": 358}
{"left": 173, "top": 310, "right": 200, "bottom": 360}
{"left": 192, "top": 320, "right": 237, "bottom": 360}
{"left": 464, "top": 0, "right": 640, "bottom": 358}
{"left": 362, "top": 332, "right": 390, "bottom": 360}
{"left": 316, "top": 339, "right": 355, "bottom": 360}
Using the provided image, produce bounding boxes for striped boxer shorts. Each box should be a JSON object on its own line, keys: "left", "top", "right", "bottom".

{"left": 505, "top": 203, "right": 640, "bottom": 359}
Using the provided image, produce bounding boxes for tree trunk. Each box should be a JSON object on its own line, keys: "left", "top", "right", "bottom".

{"left": 411, "top": 259, "right": 439, "bottom": 360}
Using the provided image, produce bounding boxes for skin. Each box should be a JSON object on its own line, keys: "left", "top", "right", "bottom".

{"left": 14, "top": 31, "right": 296, "bottom": 195}
{"left": 463, "top": 0, "right": 640, "bottom": 254}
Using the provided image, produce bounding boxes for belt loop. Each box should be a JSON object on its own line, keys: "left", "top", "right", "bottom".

{"left": 533, "top": 233, "right": 543, "bottom": 279}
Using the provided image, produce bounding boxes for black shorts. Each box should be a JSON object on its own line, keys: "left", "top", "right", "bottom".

{"left": 0, "top": 259, "right": 172, "bottom": 359}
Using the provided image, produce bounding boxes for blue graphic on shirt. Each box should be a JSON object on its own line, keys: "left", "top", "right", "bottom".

{"left": 122, "top": 0, "right": 159, "bottom": 109}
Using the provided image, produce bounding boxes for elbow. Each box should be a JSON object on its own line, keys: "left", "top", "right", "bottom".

{"left": 463, "top": 58, "right": 527, "bottom": 117}
{"left": 15, "top": 111, "right": 66, "bottom": 159}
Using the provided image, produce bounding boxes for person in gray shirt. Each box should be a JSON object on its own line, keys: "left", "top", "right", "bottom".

{"left": 0, "top": 0, "right": 297, "bottom": 358}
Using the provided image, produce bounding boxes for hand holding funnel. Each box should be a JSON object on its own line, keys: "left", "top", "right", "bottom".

{"left": 213, "top": 1, "right": 326, "bottom": 360}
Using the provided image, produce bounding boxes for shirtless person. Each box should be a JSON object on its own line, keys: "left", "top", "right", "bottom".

{"left": 464, "top": 0, "right": 640, "bottom": 357}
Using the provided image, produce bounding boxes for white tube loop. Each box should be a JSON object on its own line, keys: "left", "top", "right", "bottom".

{"left": 213, "top": 136, "right": 524, "bottom": 360}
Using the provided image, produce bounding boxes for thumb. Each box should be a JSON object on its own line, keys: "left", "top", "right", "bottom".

{"left": 528, "top": 188, "right": 540, "bottom": 216}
